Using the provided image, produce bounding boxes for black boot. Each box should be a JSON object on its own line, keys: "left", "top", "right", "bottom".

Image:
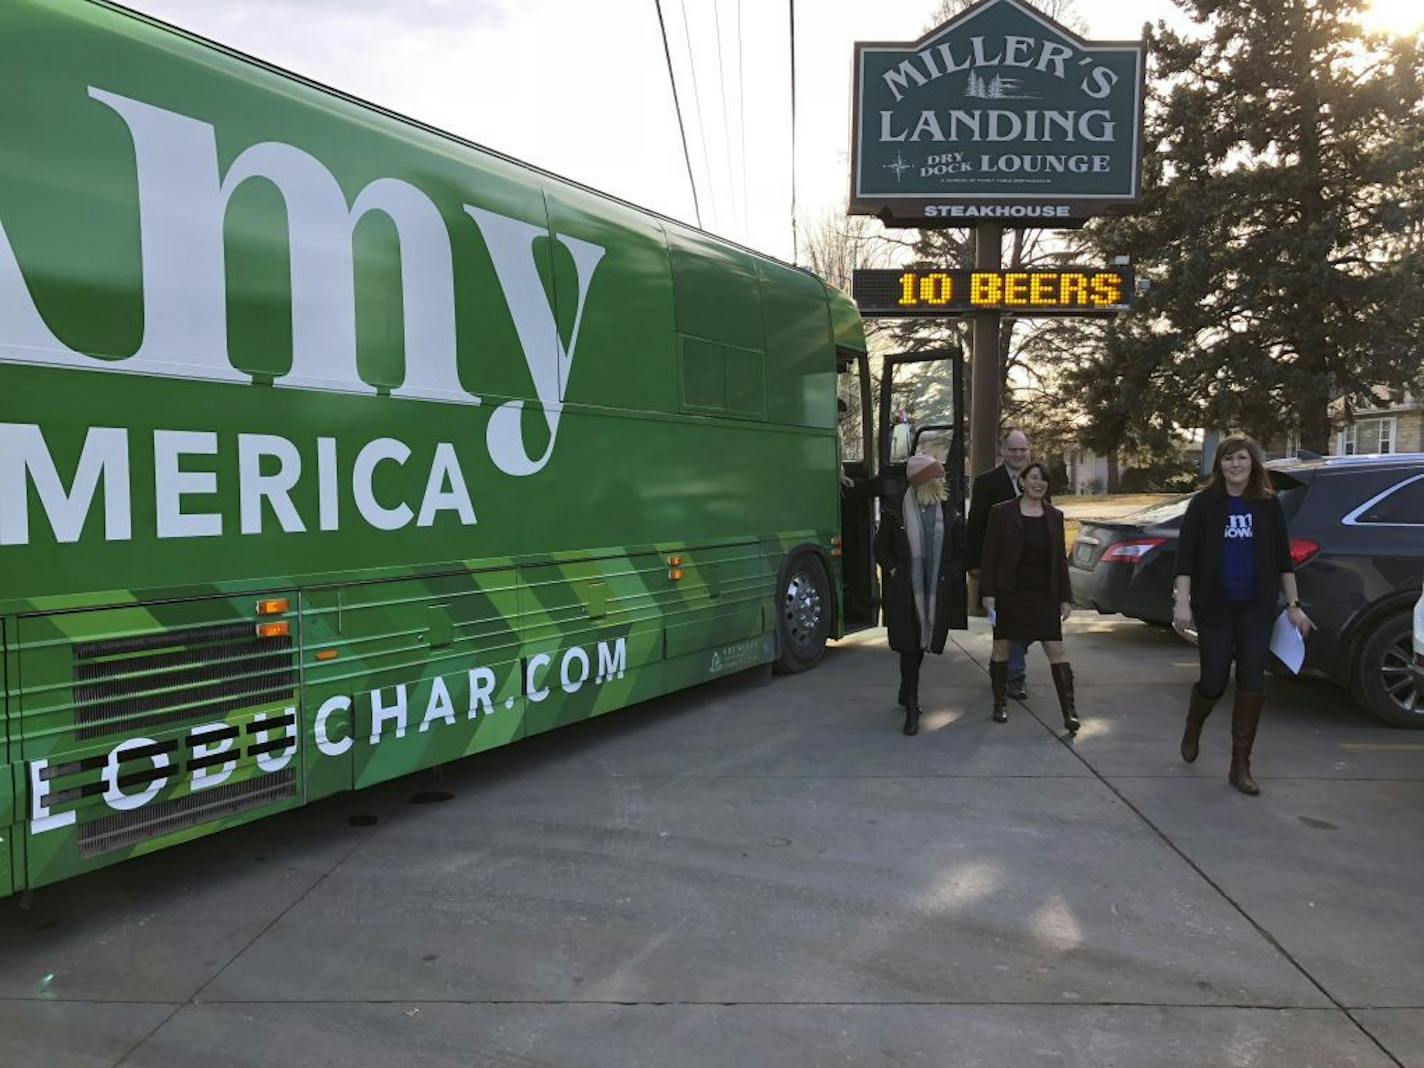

{"left": 901, "top": 650, "right": 922, "bottom": 734}
{"left": 989, "top": 660, "right": 1009, "bottom": 723}
{"left": 1050, "top": 662, "right": 1079, "bottom": 734}
{"left": 1180, "top": 685, "right": 1217, "bottom": 764}
{"left": 898, "top": 650, "right": 921, "bottom": 711}
{"left": 1229, "top": 690, "right": 1264, "bottom": 795}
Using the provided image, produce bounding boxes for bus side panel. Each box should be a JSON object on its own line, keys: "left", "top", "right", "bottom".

{"left": 15, "top": 596, "right": 303, "bottom": 889}
{"left": 542, "top": 187, "right": 678, "bottom": 417}
{"left": 518, "top": 554, "right": 667, "bottom": 738}
{"left": 661, "top": 539, "right": 775, "bottom": 692}
{"left": 321, "top": 570, "right": 523, "bottom": 792}
{"left": 1, "top": 616, "right": 15, "bottom": 896}
{"left": 757, "top": 262, "right": 837, "bottom": 432}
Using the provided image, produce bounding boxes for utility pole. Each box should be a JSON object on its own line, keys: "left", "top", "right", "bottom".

{"left": 969, "top": 223, "right": 1003, "bottom": 477}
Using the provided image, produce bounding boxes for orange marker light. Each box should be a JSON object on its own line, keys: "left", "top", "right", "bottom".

{"left": 669, "top": 568, "right": 685, "bottom": 581}
{"left": 256, "top": 621, "right": 291, "bottom": 639}
{"left": 256, "top": 598, "right": 290, "bottom": 616}
{"left": 668, "top": 555, "right": 684, "bottom": 567}
{"left": 315, "top": 649, "right": 340, "bottom": 662}
{"left": 831, "top": 536, "right": 844, "bottom": 547}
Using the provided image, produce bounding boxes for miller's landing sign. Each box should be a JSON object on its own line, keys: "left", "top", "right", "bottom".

{"left": 851, "top": 0, "right": 1146, "bottom": 226}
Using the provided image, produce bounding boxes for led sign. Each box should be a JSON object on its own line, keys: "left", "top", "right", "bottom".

{"left": 852, "top": 267, "right": 1133, "bottom": 317}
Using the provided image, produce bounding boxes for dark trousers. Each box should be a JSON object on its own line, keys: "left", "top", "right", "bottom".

{"left": 1197, "top": 602, "right": 1272, "bottom": 699}
{"left": 900, "top": 649, "right": 925, "bottom": 699}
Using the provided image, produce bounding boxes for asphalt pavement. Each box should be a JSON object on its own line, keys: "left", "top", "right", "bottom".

{"left": 2, "top": 615, "right": 1421, "bottom": 1067}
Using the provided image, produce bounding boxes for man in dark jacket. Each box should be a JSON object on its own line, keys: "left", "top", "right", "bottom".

{"left": 966, "top": 428, "right": 1033, "bottom": 698}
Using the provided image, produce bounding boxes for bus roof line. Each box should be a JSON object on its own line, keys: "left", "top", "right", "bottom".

{"left": 90, "top": 0, "right": 824, "bottom": 285}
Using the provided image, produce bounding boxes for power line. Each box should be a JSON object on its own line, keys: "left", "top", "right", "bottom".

{"left": 712, "top": 0, "right": 738, "bottom": 239}
{"left": 736, "top": 0, "right": 749, "bottom": 240}
{"left": 678, "top": 0, "right": 720, "bottom": 229}
{"left": 789, "top": 0, "right": 798, "bottom": 264}
{"left": 653, "top": 0, "right": 702, "bottom": 228}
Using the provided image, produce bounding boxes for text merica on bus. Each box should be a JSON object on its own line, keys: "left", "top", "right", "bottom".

{"left": 0, "top": 0, "right": 895, "bottom": 896}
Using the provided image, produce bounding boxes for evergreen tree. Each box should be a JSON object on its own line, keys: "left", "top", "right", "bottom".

{"left": 1088, "top": 0, "right": 1424, "bottom": 452}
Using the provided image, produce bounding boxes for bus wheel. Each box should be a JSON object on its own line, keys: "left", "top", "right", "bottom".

{"left": 775, "top": 553, "right": 831, "bottom": 674}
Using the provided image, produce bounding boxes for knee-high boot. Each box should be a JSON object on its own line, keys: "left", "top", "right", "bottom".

{"left": 1229, "top": 689, "right": 1265, "bottom": 795}
{"left": 1050, "top": 662, "right": 1079, "bottom": 734}
{"left": 1180, "top": 685, "right": 1218, "bottom": 764}
{"left": 989, "top": 660, "right": 1009, "bottom": 723}
{"left": 901, "top": 651, "right": 922, "bottom": 735}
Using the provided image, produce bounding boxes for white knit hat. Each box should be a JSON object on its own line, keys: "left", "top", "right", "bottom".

{"left": 906, "top": 453, "right": 945, "bottom": 486}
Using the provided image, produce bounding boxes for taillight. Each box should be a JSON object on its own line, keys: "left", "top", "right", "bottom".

{"left": 1289, "top": 539, "right": 1320, "bottom": 566}
{"left": 1100, "top": 538, "right": 1168, "bottom": 563}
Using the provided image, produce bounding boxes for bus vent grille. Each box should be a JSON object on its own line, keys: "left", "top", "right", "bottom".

{"left": 72, "top": 623, "right": 296, "bottom": 741}
{"left": 78, "top": 771, "right": 297, "bottom": 858}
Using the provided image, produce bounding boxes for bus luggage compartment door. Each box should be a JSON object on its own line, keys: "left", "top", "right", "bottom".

{"left": 14, "top": 595, "right": 302, "bottom": 888}
{"left": 2, "top": 617, "right": 17, "bottom": 896}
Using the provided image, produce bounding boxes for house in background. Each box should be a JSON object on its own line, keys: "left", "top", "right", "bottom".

{"left": 1065, "top": 450, "right": 1110, "bottom": 495}
{"left": 1330, "top": 391, "right": 1422, "bottom": 456}
{"left": 1059, "top": 393, "right": 1424, "bottom": 496}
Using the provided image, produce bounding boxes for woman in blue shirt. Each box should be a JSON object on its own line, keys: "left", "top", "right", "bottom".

{"left": 1172, "top": 436, "right": 1313, "bottom": 795}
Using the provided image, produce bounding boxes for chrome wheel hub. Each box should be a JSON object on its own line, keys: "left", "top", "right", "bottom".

{"left": 784, "top": 571, "right": 823, "bottom": 647}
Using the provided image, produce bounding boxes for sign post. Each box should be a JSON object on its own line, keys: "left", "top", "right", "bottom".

{"left": 848, "top": 0, "right": 1146, "bottom": 474}
{"left": 970, "top": 224, "right": 1003, "bottom": 480}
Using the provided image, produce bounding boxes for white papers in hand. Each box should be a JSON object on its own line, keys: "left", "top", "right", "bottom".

{"left": 1270, "top": 610, "right": 1306, "bottom": 674}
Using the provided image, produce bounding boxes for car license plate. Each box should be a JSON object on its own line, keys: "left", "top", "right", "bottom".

{"left": 1072, "top": 542, "right": 1094, "bottom": 567}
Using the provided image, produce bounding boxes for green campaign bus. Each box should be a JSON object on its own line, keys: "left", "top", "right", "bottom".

{"left": 0, "top": 0, "right": 959, "bottom": 896}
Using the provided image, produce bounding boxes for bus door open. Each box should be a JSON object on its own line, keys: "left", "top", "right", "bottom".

{"left": 875, "top": 348, "right": 969, "bottom": 630}
{"left": 837, "top": 349, "right": 878, "bottom": 632}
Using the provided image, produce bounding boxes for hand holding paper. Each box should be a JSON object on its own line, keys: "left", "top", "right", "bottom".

{"left": 1270, "top": 610, "right": 1307, "bottom": 674}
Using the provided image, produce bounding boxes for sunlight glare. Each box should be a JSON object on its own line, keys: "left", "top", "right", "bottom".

{"left": 923, "top": 861, "right": 1002, "bottom": 911}
{"left": 1362, "top": 0, "right": 1424, "bottom": 35}
{"left": 1030, "top": 894, "right": 1084, "bottom": 954}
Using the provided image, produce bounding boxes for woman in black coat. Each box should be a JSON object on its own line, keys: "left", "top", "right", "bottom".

{"left": 979, "top": 462, "right": 1079, "bottom": 733}
{"left": 1173, "top": 435, "right": 1313, "bottom": 795}
{"left": 874, "top": 453, "right": 968, "bottom": 736}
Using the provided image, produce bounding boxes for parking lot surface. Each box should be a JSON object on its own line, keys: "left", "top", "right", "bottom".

{"left": 2, "top": 617, "right": 1421, "bottom": 1067}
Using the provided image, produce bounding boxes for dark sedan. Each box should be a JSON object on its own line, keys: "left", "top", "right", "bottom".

{"left": 1069, "top": 454, "right": 1424, "bottom": 727}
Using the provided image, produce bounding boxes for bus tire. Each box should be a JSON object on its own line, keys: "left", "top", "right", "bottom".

{"left": 774, "top": 552, "right": 832, "bottom": 674}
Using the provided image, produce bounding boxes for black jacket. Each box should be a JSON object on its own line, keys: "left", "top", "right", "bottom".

{"left": 874, "top": 499, "right": 968, "bottom": 655}
{"left": 979, "top": 499, "right": 1073, "bottom": 600}
{"left": 966, "top": 465, "right": 1051, "bottom": 571}
{"left": 1174, "top": 488, "right": 1294, "bottom": 623}
{"left": 965, "top": 465, "right": 1015, "bottom": 572}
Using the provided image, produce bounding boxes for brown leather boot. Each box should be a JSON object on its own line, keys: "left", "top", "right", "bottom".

{"left": 1229, "top": 690, "right": 1265, "bottom": 795}
{"left": 989, "top": 660, "right": 1009, "bottom": 722}
{"left": 1050, "top": 662, "right": 1079, "bottom": 734}
{"left": 1180, "top": 685, "right": 1217, "bottom": 764}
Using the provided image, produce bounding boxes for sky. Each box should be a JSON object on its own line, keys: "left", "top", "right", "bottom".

{"left": 118, "top": 0, "right": 1420, "bottom": 265}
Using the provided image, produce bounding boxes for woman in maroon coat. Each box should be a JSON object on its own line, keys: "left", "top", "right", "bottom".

{"left": 979, "top": 462, "right": 1079, "bottom": 733}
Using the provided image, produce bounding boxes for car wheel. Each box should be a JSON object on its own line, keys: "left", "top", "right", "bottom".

{"left": 1353, "top": 612, "right": 1422, "bottom": 728}
{"left": 774, "top": 553, "right": 831, "bottom": 674}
